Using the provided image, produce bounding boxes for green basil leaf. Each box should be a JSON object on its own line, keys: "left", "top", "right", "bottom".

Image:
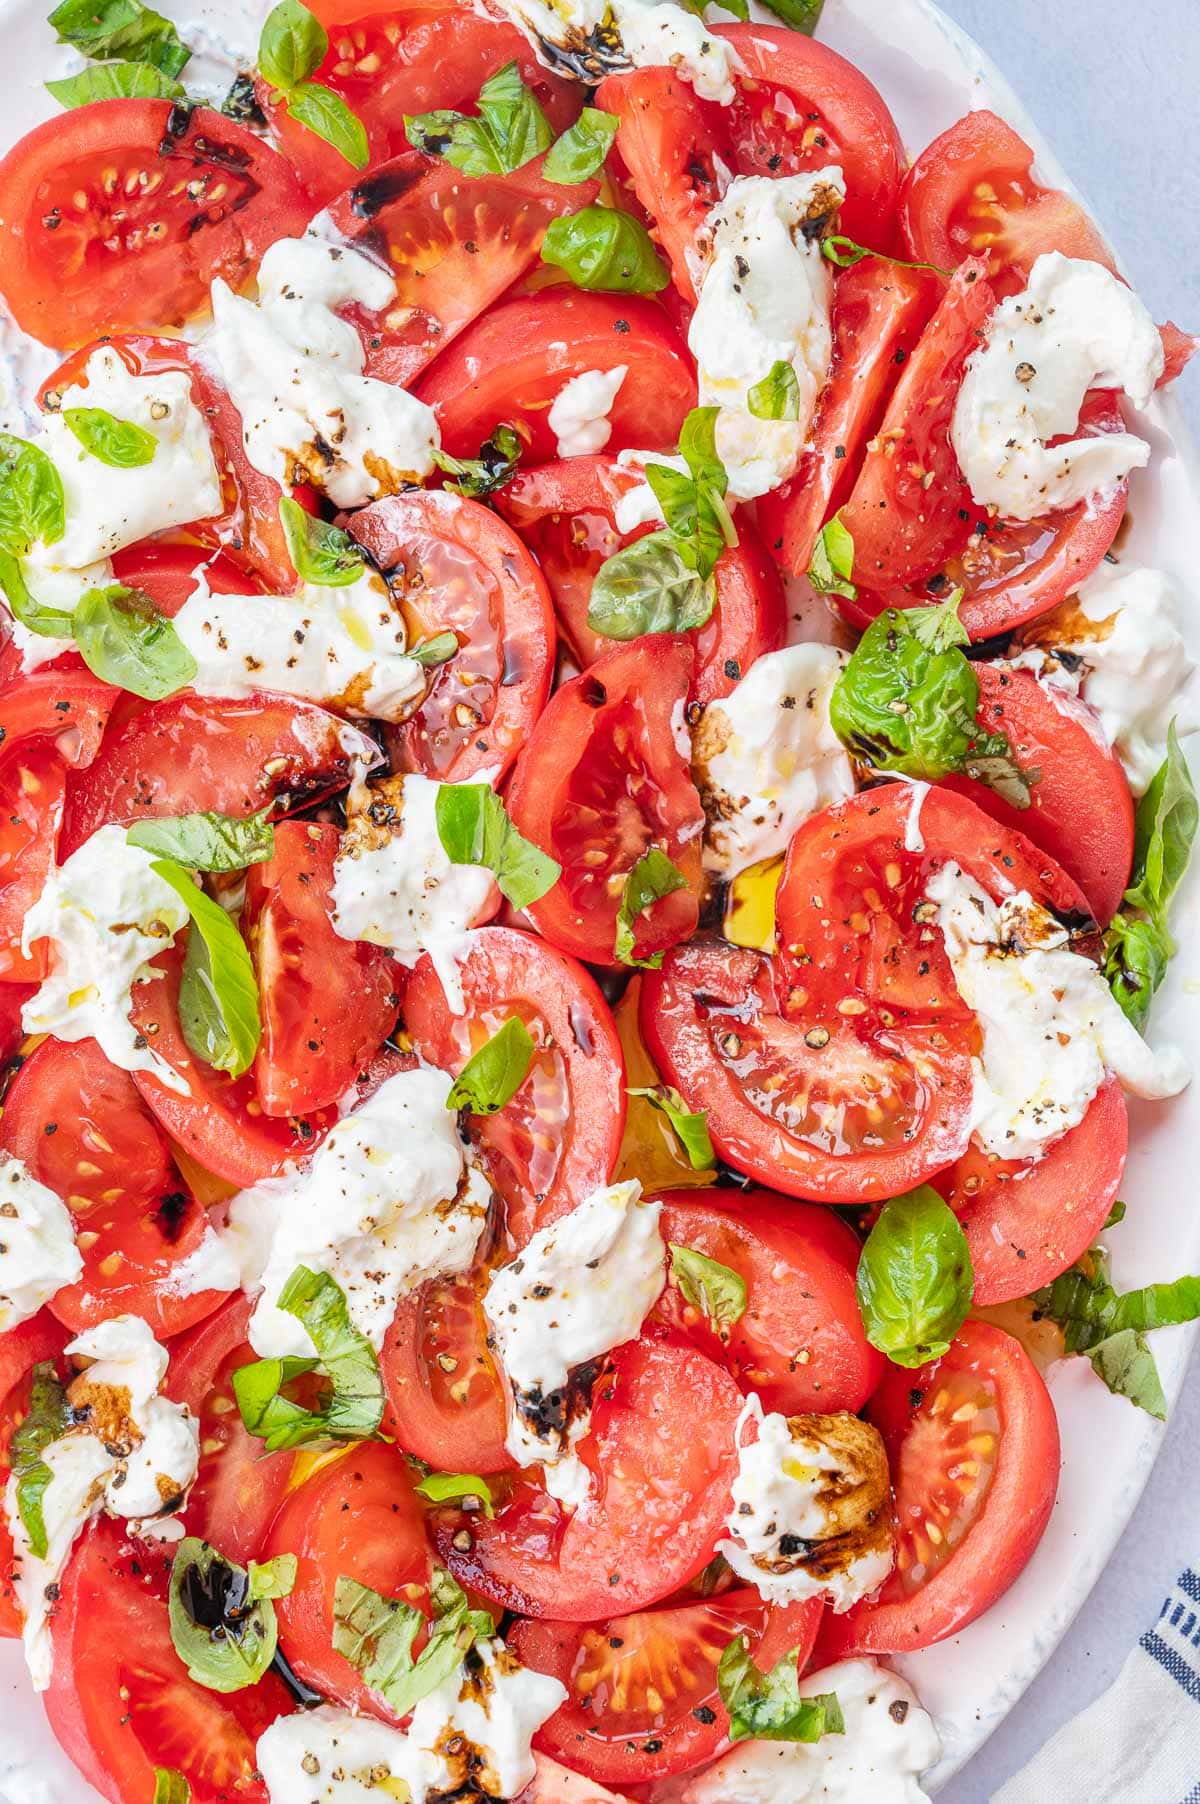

{"left": 645, "top": 461, "right": 724, "bottom": 580}
{"left": 820, "top": 233, "right": 949, "bottom": 278}
{"left": 279, "top": 495, "right": 364, "bottom": 586}
{"left": 230, "top": 1352, "right": 321, "bottom": 1451}
{"left": 153, "top": 1770, "right": 191, "bottom": 1804}
{"left": 414, "top": 1471, "right": 495, "bottom": 1515}
{"left": 542, "top": 105, "right": 619, "bottom": 183}
{"left": 1032, "top": 1245, "right": 1200, "bottom": 1419}
{"left": 72, "top": 584, "right": 198, "bottom": 701}
{"left": 9, "top": 1362, "right": 70, "bottom": 1562}
{"left": 1125, "top": 721, "right": 1197, "bottom": 923}
{"left": 669, "top": 1243, "right": 746, "bottom": 1333}
{"left": 430, "top": 422, "right": 523, "bottom": 499}
{"left": 333, "top": 1569, "right": 493, "bottom": 1718}
{"left": 410, "top": 632, "right": 459, "bottom": 667}
{"left": 1104, "top": 911, "right": 1171, "bottom": 1029}
{"left": 286, "top": 82, "right": 369, "bottom": 169}
{"left": 627, "top": 1085, "right": 713, "bottom": 1169}
{"left": 747, "top": 359, "right": 801, "bottom": 422}
{"left": 151, "top": 859, "right": 261, "bottom": 1077}
{"left": 807, "top": 514, "right": 857, "bottom": 601}
{"left": 446, "top": 1016, "right": 534, "bottom": 1115}
{"left": 406, "top": 60, "right": 552, "bottom": 176}
{"left": 588, "top": 531, "right": 716, "bottom": 642}
{"left": 0, "top": 550, "right": 75, "bottom": 639}
{"left": 757, "top": 0, "right": 824, "bottom": 29}
{"left": 434, "top": 783, "right": 560, "bottom": 909}
{"left": 856, "top": 1185, "right": 973, "bottom": 1367}
{"left": 46, "top": 60, "right": 185, "bottom": 104}
{"left": 718, "top": 1635, "right": 844, "bottom": 1744}
{"left": 0, "top": 431, "right": 65, "bottom": 556}
{"left": 1104, "top": 1200, "right": 1127, "bottom": 1229}
{"left": 1086, "top": 1328, "right": 1168, "bottom": 1419}
{"left": 257, "top": 0, "right": 326, "bottom": 89}
{"left": 614, "top": 847, "right": 688, "bottom": 969}
{"left": 541, "top": 205, "right": 669, "bottom": 294}
{"left": 49, "top": 0, "right": 190, "bottom": 75}
{"left": 232, "top": 1266, "right": 386, "bottom": 1452}
{"left": 127, "top": 809, "right": 275, "bottom": 873}
{"left": 168, "top": 1538, "right": 279, "bottom": 1693}
{"left": 63, "top": 406, "right": 157, "bottom": 469}
{"left": 247, "top": 1553, "right": 298, "bottom": 1601}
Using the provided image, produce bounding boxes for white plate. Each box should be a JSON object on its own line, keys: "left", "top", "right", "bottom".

{"left": 0, "top": 0, "right": 1197, "bottom": 1798}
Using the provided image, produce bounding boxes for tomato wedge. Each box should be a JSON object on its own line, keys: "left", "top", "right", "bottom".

{"left": 382, "top": 1271, "right": 512, "bottom": 1473}
{"left": 0, "top": 744, "right": 65, "bottom": 984}
{"left": 0, "top": 982, "right": 33, "bottom": 1061}
{"left": 0, "top": 668, "right": 116, "bottom": 771}
{"left": 111, "top": 543, "right": 257, "bottom": 617}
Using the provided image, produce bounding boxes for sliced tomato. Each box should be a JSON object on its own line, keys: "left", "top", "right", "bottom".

{"left": 0, "top": 101, "right": 309, "bottom": 349}
{"left": 0, "top": 982, "right": 32, "bottom": 1061}
{"left": 45, "top": 1521, "right": 290, "bottom": 1804}
{"left": 524, "top": 1755, "right": 634, "bottom": 1803}
{"left": 348, "top": 489, "right": 555, "bottom": 783}
{"left": 655, "top": 1190, "right": 884, "bottom": 1413}
{"left": 938, "top": 1076, "right": 1127, "bottom": 1305}
{"left": 404, "top": 925, "right": 625, "bottom": 1246}
{"left": 382, "top": 1270, "right": 512, "bottom": 1473}
{"left": 414, "top": 291, "right": 696, "bottom": 464}
{"left": 507, "top": 638, "right": 705, "bottom": 968}
{"left": 0, "top": 1037, "right": 228, "bottom": 1337}
{"left": 820, "top": 1321, "right": 1059, "bottom": 1656}
{"left": 0, "top": 668, "right": 116, "bottom": 770}
{"left": 509, "top": 1591, "right": 822, "bottom": 1786}
{"left": 0, "top": 1311, "right": 71, "bottom": 1635}
{"left": 245, "top": 820, "right": 401, "bottom": 1116}
{"left": 434, "top": 1332, "right": 743, "bottom": 1621}
{"left": 111, "top": 542, "right": 259, "bottom": 616}
{"left": 0, "top": 743, "right": 65, "bottom": 983}
{"left": 496, "top": 455, "right": 787, "bottom": 703}
{"left": 266, "top": 1441, "right": 433, "bottom": 1719}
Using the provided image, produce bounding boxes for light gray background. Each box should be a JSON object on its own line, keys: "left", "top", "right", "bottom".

{"left": 937, "top": 8, "right": 1200, "bottom": 1798}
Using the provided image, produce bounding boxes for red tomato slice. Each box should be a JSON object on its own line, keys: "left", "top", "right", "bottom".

{"left": 0, "top": 1312, "right": 71, "bottom": 1635}
{"left": 266, "top": 1442, "right": 433, "bottom": 1718}
{"left": 938, "top": 1076, "right": 1127, "bottom": 1305}
{"left": 382, "top": 1270, "right": 513, "bottom": 1473}
{"left": 524, "top": 1755, "right": 631, "bottom": 1803}
{"left": 0, "top": 668, "right": 116, "bottom": 770}
{"left": 414, "top": 291, "right": 697, "bottom": 465}
{"left": 111, "top": 542, "right": 260, "bottom": 616}
{"left": 944, "top": 663, "right": 1134, "bottom": 926}
{"left": 434, "top": 1332, "right": 743, "bottom": 1621}
{"left": 655, "top": 1189, "right": 884, "bottom": 1413}
{"left": 507, "top": 638, "right": 705, "bottom": 968}
{"left": 509, "top": 1591, "right": 822, "bottom": 1786}
{"left": 496, "top": 455, "right": 787, "bottom": 704}
{"left": 165, "top": 1295, "right": 295, "bottom": 1567}
{"left": 245, "top": 820, "right": 401, "bottom": 1116}
{"left": 0, "top": 101, "right": 309, "bottom": 349}
{"left": 347, "top": 489, "right": 555, "bottom": 784}
{"left": 45, "top": 1521, "right": 290, "bottom": 1804}
{"left": 0, "top": 744, "right": 65, "bottom": 983}
{"left": 0, "top": 982, "right": 33, "bottom": 1060}
{"left": 820, "top": 1321, "right": 1059, "bottom": 1656}
{"left": 0, "top": 1037, "right": 228, "bottom": 1337}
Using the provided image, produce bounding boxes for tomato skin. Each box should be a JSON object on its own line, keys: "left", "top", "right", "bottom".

{"left": 382, "top": 1272, "right": 513, "bottom": 1473}
{"left": 507, "top": 638, "right": 705, "bottom": 969}
{"left": 0, "top": 744, "right": 65, "bottom": 983}
{"left": 0, "top": 101, "right": 309, "bottom": 349}
{"left": 655, "top": 1190, "right": 884, "bottom": 1414}
{"left": 404, "top": 925, "right": 626, "bottom": 1247}
{"left": 0, "top": 982, "right": 32, "bottom": 1059}
{"left": 0, "top": 668, "right": 117, "bottom": 771}
{"left": 414, "top": 291, "right": 697, "bottom": 464}
{"left": 112, "top": 542, "right": 259, "bottom": 615}
{"left": 820, "top": 1321, "right": 1060, "bottom": 1656}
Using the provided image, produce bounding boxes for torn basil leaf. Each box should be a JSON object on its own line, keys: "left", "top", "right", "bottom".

{"left": 856, "top": 1186, "right": 973, "bottom": 1368}
{"left": 1105, "top": 723, "right": 1196, "bottom": 1026}
{"left": 333, "top": 1568, "right": 494, "bottom": 1718}
{"left": 807, "top": 514, "right": 857, "bottom": 601}
{"left": 614, "top": 847, "right": 688, "bottom": 968}
{"left": 758, "top": 0, "right": 824, "bottom": 30}
{"left": 258, "top": 0, "right": 368, "bottom": 168}
{"left": 431, "top": 422, "right": 523, "bottom": 499}
{"left": 434, "top": 783, "right": 560, "bottom": 909}
{"left": 446, "top": 1015, "right": 534, "bottom": 1115}
{"left": 406, "top": 61, "right": 552, "bottom": 176}
{"left": 72, "top": 584, "right": 198, "bottom": 701}
{"left": 1104, "top": 912, "right": 1171, "bottom": 1030}
{"left": 168, "top": 1537, "right": 283, "bottom": 1693}
{"left": 0, "top": 552, "right": 74, "bottom": 639}
{"left": 152, "top": 860, "right": 261, "bottom": 1078}
{"left": 279, "top": 495, "right": 364, "bottom": 586}
{"left": 47, "top": 59, "right": 184, "bottom": 104}
{"left": 588, "top": 530, "right": 716, "bottom": 642}
{"left": 541, "top": 205, "right": 669, "bottom": 294}
{"left": 9, "top": 1362, "right": 69, "bottom": 1561}
{"left": 287, "top": 82, "right": 369, "bottom": 168}
{"left": 718, "top": 1635, "right": 844, "bottom": 1744}
{"left": 153, "top": 1771, "right": 190, "bottom": 1804}
{"left": 821, "top": 233, "right": 949, "bottom": 278}
{"left": 669, "top": 1244, "right": 746, "bottom": 1334}
{"left": 414, "top": 1471, "right": 495, "bottom": 1515}
{"left": 127, "top": 808, "right": 274, "bottom": 873}
{"left": 1031, "top": 1246, "right": 1200, "bottom": 1420}
{"left": 542, "top": 105, "right": 619, "bottom": 183}
{"left": 247, "top": 1553, "right": 299, "bottom": 1601}
{"left": 0, "top": 431, "right": 65, "bottom": 556}
{"left": 628, "top": 1085, "right": 714, "bottom": 1169}
{"left": 410, "top": 631, "right": 459, "bottom": 667}
{"left": 232, "top": 1266, "right": 385, "bottom": 1451}
{"left": 49, "top": 0, "right": 190, "bottom": 77}
{"left": 747, "top": 360, "right": 801, "bottom": 422}
{"left": 63, "top": 406, "right": 157, "bottom": 469}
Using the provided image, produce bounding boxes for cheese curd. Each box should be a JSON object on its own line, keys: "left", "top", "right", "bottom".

{"left": 200, "top": 233, "right": 439, "bottom": 509}
{"left": 718, "top": 1395, "right": 894, "bottom": 1612}
{"left": 547, "top": 365, "right": 628, "bottom": 458}
{"left": 21, "top": 825, "right": 193, "bottom": 1091}
{"left": 951, "top": 253, "right": 1163, "bottom": 520}
{"left": 691, "top": 643, "right": 855, "bottom": 876}
{"left": 0, "top": 1154, "right": 83, "bottom": 1331}
{"left": 484, "top": 1181, "right": 665, "bottom": 1497}
{"left": 929, "top": 863, "right": 1189, "bottom": 1161}
{"left": 487, "top": 0, "right": 740, "bottom": 103}
{"left": 680, "top": 1658, "right": 940, "bottom": 1804}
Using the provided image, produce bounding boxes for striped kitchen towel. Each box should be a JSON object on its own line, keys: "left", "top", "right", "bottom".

{"left": 995, "top": 1569, "right": 1200, "bottom": 1804}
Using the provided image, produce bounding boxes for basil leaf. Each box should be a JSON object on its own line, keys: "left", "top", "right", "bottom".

{"left": 1086, "top": 1326, "right": 1168, "bottom": 1419}
{"left": 614, "top": 847, "right": 688, "bottom": 969}
{"left": 247, "top": 1553, "right": 298, "bottom": 1601}
{"left": 588, "top": 530, "right": 716, "bottom": 642}
{"left": 646, "top": 405, "right": 735, "bottom": 581}
{"left": 430, "top": 422, "right": 523, "bottom": 499}
{"left": 232, "top": 1266, "right": 386, "bottom": 1452}
{"left": 1104, "top": 911, "right": 1171, "bottom": 1030}
{"left": 718, "top": 1635, "right": 844, "bottom": 1744}
{"left": 168, "top": 1538, "right": 279, "bottom": 1693}
{"left": 49, "top": 0, "right": 190, "bottom": 76}
{"left": 151, "top": 859, "right": 261, "bottom": 1077}
{"left": 414, "top": 1471, "right": 495, "bottom": 1515}
{"left": 257, "top": 0, "right": 326, "bottom": 89}
{"left": 406, "top": 61, "right": 552, "bottom": 176}
{"left": 542, "top": 105, "right": 619, "bottom": 183}
{"left": 0, "top": 432, "right": 65, "bottom": 556}
{"left": 127, "top": 809, "right": 274, "bottom": 872}
{"left": 680, "top": 0, "right": 747, "bottom": 16}
{"left": 63, "top": 407, "right": 157, "bottom": 469}
{"left": 410, "top": 632, "right": 459, "bottom": 667}
{"left": 1125, "top": 722, "right": 1197, "bottom": 923}
{"left": 72, "top": 584, "right": 198, "bottom": 701}
{"left": 669, "top": 1244, "right": 746, "bottom": 1333}
{"left": 153, "top": 1771, "right": 191, "bottom": 1804}
{"left": 9, "top": 1362, "right": 70, "bottom": 1561}
{"left": 286, "top": 82, "right": 369, "bottom": 169}
{"left": 747, "top": 360, "right": 801, "bottom": 422}
{"left": 808, "top": 514, "right": 857, "bottom": 601}
{"left": 446, "top": 1016, "right": 534, "bottom": 1115}
{"left": 0, "top": 551, "right": 75, "bottom": 639}
{"left": 541, "top": 206, "right": 669, "bottom": 294}
{"left": 758, "top": 0, "right": 824, "bottom": 28}
{"left": 434, "top": 783, "right": 560, "bottom": 909}
{"left": 279, "top": 495, "right": 364, "bottom": 587}
{"left": 628, "top": 1085, "right": 713, "bottom": 1169}
{"left": 821, "top": 234, "right": 949, "bottom": 278}
{"left": 47, "top": 60, "right": 185, "bottom": 104}
{"left": 333, "top": 1569, "right": 493, "bottom": 1718}
{"left": 1031, "top": 1246, "right": 1200, "bottom": 1419}
{"left": 1104, "top": 1200, "right": 1127, "bottom": 1229}
{"left": 856, "top": 1185, "right": 973, "bottom": 1368}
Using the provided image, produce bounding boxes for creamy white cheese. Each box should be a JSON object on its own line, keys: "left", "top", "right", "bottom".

{"left": 484, "top": 1181, "right": 664, "bottom": 1498}
{"left": 680, "top": 1658, "right": 940, "bottom": 1804}
{"left": 225, "top": 1065, "right": 490, "bottom": 1359}
{"left": 691, "top": 643, "right": 854, "bottom": 876}
{"left": 199, "top": 233, "right": 439, "bottom": 510}
{"left": 612, "top": 448, "right": 689, "bottom": 534}
{"left": 9, "top": 540, "right": 114, "bottom": 672}
{"left": 0, "top": 1155, "right": 82, "bottom": 1332}
{"left": 547, "top": 366, "right": 628, "bottom": 458}
{"left": 487, "top": 0, "right": 740, "bottom": 103}
{"left": 929, "top": 863, "right": 1189, "bottom": 1160}
{"left": 951, "top": 253, "right": 1164, "bottom": 521}
{"left": 21, "top": 826, "right": 192, "bottom": 1091}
